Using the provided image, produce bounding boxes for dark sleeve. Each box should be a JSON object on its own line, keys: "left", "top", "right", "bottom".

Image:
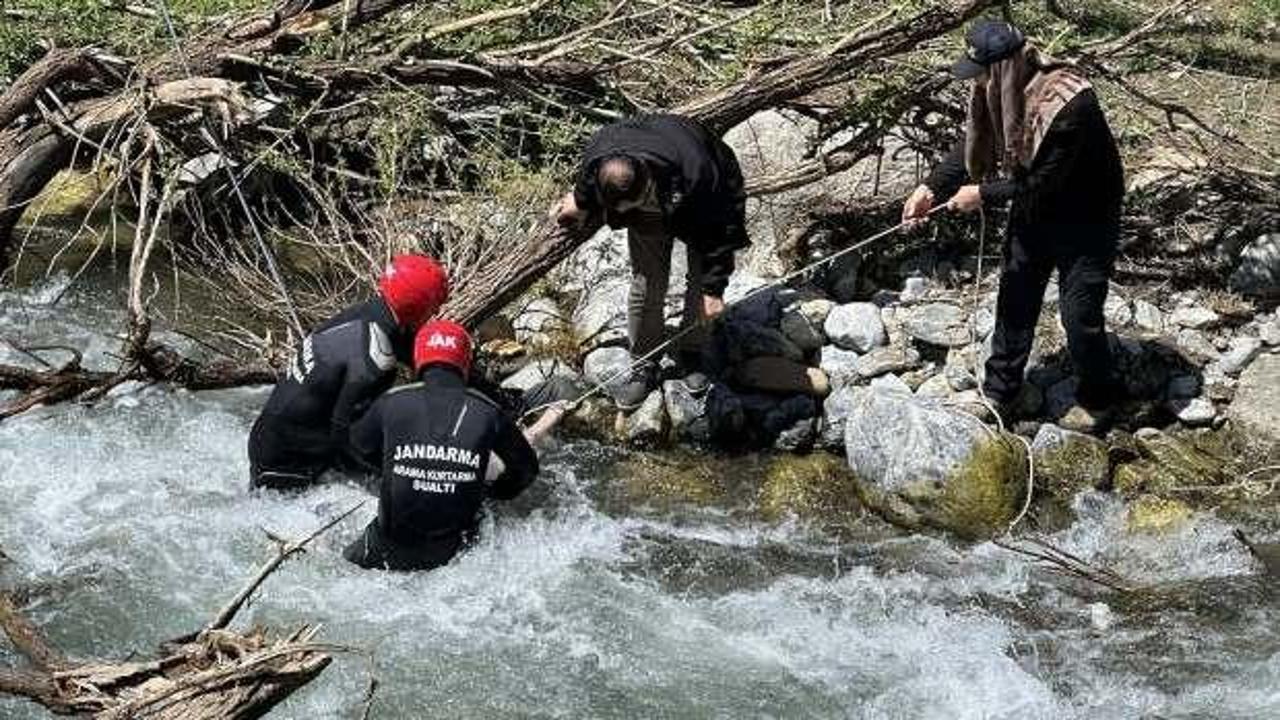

{"left": 347, "top": 399, "right": 384, "bottom": 471}
{"left": 924, "top": 143, "right": 968, "bottom": 201}
{"left": 487, "top": 413, "right": 539, "bottom": 500}
{"left": 699, "top": 243, "right": 738, "bottom": 297}
{"left": 978, "top": 92, "right": 1090, "bottom": 209}
{"left": 330, "top": 358, "right": 394, "bottom": 458}
{"left": 572, "top": 158, "right": 601, "bottom": 215}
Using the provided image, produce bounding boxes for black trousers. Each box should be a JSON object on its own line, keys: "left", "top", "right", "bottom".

{"left": 343, "top": 521, "right": 469, "bottom": 572}
{"left": 984, "top": 225, "right": 1120, "bottom": 410}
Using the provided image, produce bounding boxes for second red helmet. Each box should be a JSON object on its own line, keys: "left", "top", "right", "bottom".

{"left": 378, "top": 254, "right": 448, "bottom": 330}
{"left": 413, "top": 320, "right": 472, "bottom": 377}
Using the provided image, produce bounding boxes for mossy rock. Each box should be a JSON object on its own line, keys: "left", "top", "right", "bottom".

{"left": 854, "top": 434, "right": 1028, "bottom": 541}
{"left": 757, "top": 452, "right": 860, "bottom": 528}
{"left": 602, "top": 451, "right": 727, "bottom": 509}
{"left": 20, "top": 169, "right": 112, "bottom": 223}
{"left": 1032, "top": 429, "right": 1110, "bottom": 498}
{"left": 1126, "top": 495, "right": 1193, "bottom": 534}
{"left": 1112, "top": 428, "right": 1234, "bottom": 496}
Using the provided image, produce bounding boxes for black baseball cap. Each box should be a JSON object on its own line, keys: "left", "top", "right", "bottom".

{"left": 951, "top": 19, "right": 1026, "bottom": 79}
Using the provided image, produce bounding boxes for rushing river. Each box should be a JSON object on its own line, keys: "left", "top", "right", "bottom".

{"left": 2, "top": 274, "right": 1279, "bottom": 719}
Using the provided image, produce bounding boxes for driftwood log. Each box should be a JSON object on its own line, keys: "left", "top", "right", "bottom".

{"left": 0, "top": 503, "right": 362, "bottom": 717}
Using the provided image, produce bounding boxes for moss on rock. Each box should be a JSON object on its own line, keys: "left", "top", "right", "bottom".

{"left": 757, "top": 452, "right": 860, "bottom": 528}
{"left": 851, "top": 434, "right": 1028, "bottom": 541}
{"left": 1126, "top": 494, "right": 1193, "bottom": 534}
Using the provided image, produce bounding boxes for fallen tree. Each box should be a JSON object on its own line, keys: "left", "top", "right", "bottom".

{"left": 0, "top": 502, "right": 361, "bottom": 717}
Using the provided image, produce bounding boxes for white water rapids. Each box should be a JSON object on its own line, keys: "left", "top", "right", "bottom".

{"left": 2, "top": 275, "right": 1278, "bottom": 719}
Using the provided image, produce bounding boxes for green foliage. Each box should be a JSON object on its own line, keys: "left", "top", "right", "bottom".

{"left": 0, "top": 0, "right": 262, "bottom": 80}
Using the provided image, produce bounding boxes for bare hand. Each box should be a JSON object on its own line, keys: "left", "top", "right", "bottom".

{"left": 551, "top": 191, "right": 586, "bottom": 228}
{"left": 702, "top": 295, "right": 725, "bottom": 319}
{"left": 947, "top": 184, "right": 983, "bottom": 214}
{"left": 902, "top": 184, "right": 935, "bottom": 227}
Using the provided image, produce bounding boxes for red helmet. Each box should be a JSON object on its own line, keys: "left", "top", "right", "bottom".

{"left": 378, "top": 254, "right": 448, "bottom": 330}
{"left": 414, "top": 320, "right": 472, "bottom": 377}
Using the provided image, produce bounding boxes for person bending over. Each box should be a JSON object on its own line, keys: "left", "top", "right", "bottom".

{"left": 554, "top": 113, "right": 748, "bottom": 410}
{"left": 248, "top": 255, "right": 448, "bottom": 490}
{"left": 344, "top": 320, "right": 567, "bottom": 572}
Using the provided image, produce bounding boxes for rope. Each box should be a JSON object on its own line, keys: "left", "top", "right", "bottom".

{"left": 153, "top": 0, "right": 305, "bottom": 339}
{"left": 520, "top": 204, "right": 949, "bottom": 421}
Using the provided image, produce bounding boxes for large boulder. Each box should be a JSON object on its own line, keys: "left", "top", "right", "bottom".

{"left": 819, "top": 385, "right": 858, "bottom": 450}
{"left": 899, "top": 302, "right": 971, "bottom": 348}
{"left": 582, "top": 346, "right": 632, "bottom": 393}
{"left": 842, "top": 387, "right": 1028, "bottom": 538}
{"left": 823, "top": 302, "right": 886, "bottom": 352}
{"left": 1110, "top": 428, "right": 1233, "bottom": 496}
{"left": 1229, "top": 353, "right": 1280, "bottom": 441}
{"left": 500, "top": 360, "right": 581, "bottom": 392}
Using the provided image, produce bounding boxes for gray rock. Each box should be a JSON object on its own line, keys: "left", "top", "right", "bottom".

{"left": 571, "top": 277, "right": 630, "bottom": 350}
{"left": 1132, "top": 299, "right": 1165, "bottom": 334}
{"left": 1228, "top": 353, "right": 1280, "bottom": 440}
{"left": 1218, "top": 336, "right": 1263, "bottom": 376}
{"left": 901, "top": 276, "right": 929, "bottom": 303}
{"left": 1175, "top": 329, "right": 1219, "bottom": 365}
{"left": 855, "top": 345, "right": 921, "bottom": 379}
{"left": 793, "top": 297, "right": 835, "bottom": 326}
{"left": 1031, "top": 424, "right": 1109, "bottom": 493}
{"left": 869, "top": 374, "right": 913, "bottom": 397}
{"left": 843, "top": 388, "right": 990, "bottom": 492}
{"left": 1166, "top": 373, "right": 1201, "bottom": 399}
{"left": 582, "top": 346, "right": 633, "bottom": 392}
{"left": 1203, "top": 366, "right": 1237, "bottom": 404}
{"left": 915, "top": 372, "right": 954, "bottom": 400}
{"left": 512, "top": 297, "right": 567, "bottom": 345}
{"left": 663, "top": 380, "right": 710, "bottom": 442}
{"left": 1260, "top": 316, "right": 1280, "bottom": 347}
{"left": 972, "top": 307, "right": 995, "bottom": 341}
{"left": 624, "top": 390, "right": 667, "bottom": 444}
{"left": 899, "top": 302, "right": 970, "bottom": 348}
{"left": 500, "top": 360, "right": 581, "bottom": 392}
{"left": 818, "top": 345, "right": 861, "bottom": 388}
{"left": 1104, "top": 294, "right": 1133, "bottom": 327}
{"left": 779, "top": 309, "right": 826, "bottom": 352}
{"left": 824, "top": 302, "right": 886, "bottom": 352}
{"left": 1168, "top": 397, "right": 1216, "bottom": 427}
{"left": 1228, "top": 233, "right": 1280, "bottom": 298}
{"left": 722, "top": 272, "right": 773, "bottom": 307}
{"left": 1171, "top": 306, "right": 1221, "bottom": 330}
{"left": 819, "top": 386, "right": 859, "bottom": 449}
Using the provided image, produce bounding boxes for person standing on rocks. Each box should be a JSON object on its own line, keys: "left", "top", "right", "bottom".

{"left": 344, "top": 320, "right": 567, "bottom": 571}
{"left": 553, "top": 113, "right": 749, "bottom": 411}
{"left": 902, "top": 19, "right": 1126, "bottom": 432}
{"left": 248, "top": 254, "right": 448, "bottom": 490}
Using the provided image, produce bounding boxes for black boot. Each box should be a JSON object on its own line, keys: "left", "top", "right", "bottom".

{"left": 613, "top": 360, "right": 657, "bottom": 411}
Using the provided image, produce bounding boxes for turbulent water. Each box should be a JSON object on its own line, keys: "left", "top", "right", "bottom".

{"left": 2, "top": 275, "right": 1279, "bottom": 719}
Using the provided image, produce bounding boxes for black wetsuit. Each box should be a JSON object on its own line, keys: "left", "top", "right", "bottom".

{"left": 925, "top": 88, "right": 1125, "bottom": 409}
{"left": 343, "top": 366, "right": 539, "bottom": 572}
{"left": 248, "top": 299, "right": 408, "bottom": 490}
{"left": 573, "top": 113, "right": 748, "bottom": 297}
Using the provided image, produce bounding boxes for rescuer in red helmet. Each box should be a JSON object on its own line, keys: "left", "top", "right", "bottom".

{"left": 343, "top": 320, "right": 568, "bottom": 571}
{"left": 248, "top": 254, "right": 449, "bottom": 491}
